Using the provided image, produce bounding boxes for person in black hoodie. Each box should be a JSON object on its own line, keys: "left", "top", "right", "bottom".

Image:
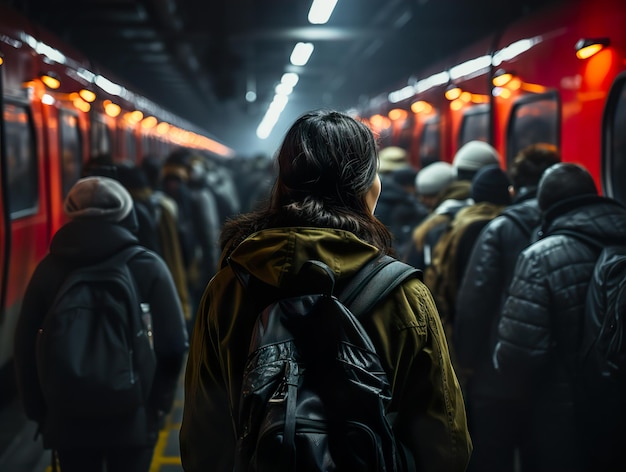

{"left": 14, "top": 176, "right": 188, "bottom": 472}
{"left": 453, "top": 143, "right": 560, "bottom": 472}
{"left": 493, "top": 163, "right": 626, "bottom": 472}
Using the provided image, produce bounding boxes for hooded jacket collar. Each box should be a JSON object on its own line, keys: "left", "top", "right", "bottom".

{"left": 227, "top": 227, "right": 380, "bottom": 289}
{"left": 49, "top": 219, "right": 140, "bottom": 263}
{"left": 541, "top": 195, "right": 626, "bottom": 245}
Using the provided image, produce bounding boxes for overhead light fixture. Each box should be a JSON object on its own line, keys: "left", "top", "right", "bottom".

{"left": 410, "top": 100, "right": 433, "bottom": 114}
{"left": 445, "top": 84, "right": 461, "bottom": 101}
{"left": 103, "top": 100, "right": 121, "bottom": 117}
{"left": 73, "top": 96, "right": 90, "bottom": 113}
{"left": 156, "top": 122, "right": 170, "bottom": 135}
{"left": 281, "top": 72, "right": 299, "bottom": 88}
{"left": 492, "top": 69, "right": 515, "bottom": 87}
{"left": 40, "top": 71, "right": 61, "bottom": 89}
{"left": 388, "top": 108, "right": 408, "bottom": 121}
{"left": 0, "top": 52, "right": 4, "bottom": 66}
{"left": 575, "top": 37, "right": 610, "bottom": 59}
{"left": 79, "top": 88, "right": 96, "bottom": 103}
{"left": 275, "top": 82, "right": 293, "bottom": 96}
{"left": 141, "top": 116, "right": 158, "bottom": 129}
{"left": 290, "top": 42, "right": 314, "bottom": 66}
{"left": 308, "top": 0, "right": 338, "bottom": 24}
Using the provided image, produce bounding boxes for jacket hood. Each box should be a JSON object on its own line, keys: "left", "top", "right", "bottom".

{"left": 228, "top": 227, "right": 380, "bottom": 289}
{"left": 49, "top": 219, "right": 140, "bottom": 263}
{"left": 542, "top": 195, "right": 626, "bottom": 245}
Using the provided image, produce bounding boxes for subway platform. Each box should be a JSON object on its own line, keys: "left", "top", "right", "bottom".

{"left": 0, "top": 373, "right": 186, "bottom": 472}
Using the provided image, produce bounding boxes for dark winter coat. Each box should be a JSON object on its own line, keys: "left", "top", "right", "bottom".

{"left": 493, "top": 195, "right": 626, "bottom": 469}
{"left": 454, "top": 190, "right": 541, "bottom": 398}
{"left": 13, "top": 219, "right": 188, "bottom": 450}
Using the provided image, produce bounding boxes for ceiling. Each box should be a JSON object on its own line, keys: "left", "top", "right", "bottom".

{"left": 6, "top": 0, "right": 558, "bottom": 157}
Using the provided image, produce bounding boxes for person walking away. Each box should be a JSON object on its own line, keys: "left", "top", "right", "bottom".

{"left": 454, "top": 143, "right": 560, "bottom": 472}
{"left": 13, "top": 176, "right": 188, "bottom": 472}
{"left": 493, "top": 163, "right": 626, "bottom": 472}
{"left": 410, "top": 141, "right": 499, "bottom": 273}
{"left": 425, "top": 164, "right": 511, "bottom": 327}
{"left": 404, "top": 161, "right": 457, "bottom": 268}
{"left": 140, "top": 154, "right": 192, "bottom": 321}
{"left": 179, "top": 110, "right": 472, "bottom": 472}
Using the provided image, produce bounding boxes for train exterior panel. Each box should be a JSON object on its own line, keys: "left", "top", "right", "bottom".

{"left": 0, "top": 4, "right": 234, "bottom": 403}
{"left": 363, "top": 0, "right": 626, "bottom": 206}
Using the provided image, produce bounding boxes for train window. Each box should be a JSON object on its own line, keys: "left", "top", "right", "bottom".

{"left": 507, "top": 93, "right": 559, "bottom": 167}
{"left": 396, "top": 114, "right": 415, "bottom": 152}
{"left": 59, "top": 111, "right": 83, "bottom": 197}
{"left": 419, "top": 116, "right": 440, "bottom": 168}
{"left": 3, "top": 103, "right": 38, "bottom": 218}
{"left": 604, "top": 76, "right": 626, "bottom": 205}
{"left": 125, "top": 128, "right": 136, "bottom": 162}
{"left": 459, "top": 105, "right": 490, "bottom": 147}
{"left": 90, "top": 117, "right": 112, "bottom": 157}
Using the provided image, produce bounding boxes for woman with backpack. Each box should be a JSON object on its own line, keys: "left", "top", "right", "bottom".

{"left": 180, "top": 110, "right": 472, "bottom": 471}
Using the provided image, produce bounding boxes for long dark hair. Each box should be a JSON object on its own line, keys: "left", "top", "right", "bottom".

{"left": 221, "top": 110, "right": 392, "bottom": 256}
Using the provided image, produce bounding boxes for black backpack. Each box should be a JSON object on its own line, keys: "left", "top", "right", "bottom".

{"left": 230, "top": 255, "right": 420, "bottom": 472}
{"left": 553, "top": 230, "right": 626, "bottom": 381}
{"left": 581, "top": 244, "right": 626, "bottom": 380}
{"left": 36, "top": 245, "right": 156, "bottom": 418}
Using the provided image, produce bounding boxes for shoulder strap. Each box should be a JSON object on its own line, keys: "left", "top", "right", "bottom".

{"left": 339, "top": 255, "right": 422, "bottom": 318}
{"left": 501, "top": 211, "right": 533, "bottom": 237}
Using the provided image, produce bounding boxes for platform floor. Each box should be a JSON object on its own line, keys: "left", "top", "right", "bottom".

{"left": 0, "top": 373, "right": 185, "bottom": 472}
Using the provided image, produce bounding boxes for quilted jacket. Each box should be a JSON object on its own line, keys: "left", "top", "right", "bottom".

{"left": 493, "top": 195, "right": 626, "bottom": 469}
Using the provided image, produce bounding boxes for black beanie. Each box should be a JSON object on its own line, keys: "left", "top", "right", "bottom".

{"left": 470, "top": 164, "right": 512, "bottom": 205}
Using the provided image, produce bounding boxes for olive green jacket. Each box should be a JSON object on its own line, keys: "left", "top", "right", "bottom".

{"left": 180, "top": 227, "right": 472, "bottom": 472}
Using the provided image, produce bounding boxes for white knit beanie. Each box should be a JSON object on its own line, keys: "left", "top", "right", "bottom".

{"left": 415, "top": 162, "right": 456, "bottom": 196}
{"left": 453, "top": 141, "right": 500, "bottom": 172}
{"left": 64, "top": 176, "right": 133, "bottom": 222}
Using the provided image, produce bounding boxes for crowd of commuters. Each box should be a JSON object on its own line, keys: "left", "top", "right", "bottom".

{"left": 376, "top": 137, "right": 626, "bottom": 472}
{"left": 11, "top": 107, "right": 626, "bottom": 472}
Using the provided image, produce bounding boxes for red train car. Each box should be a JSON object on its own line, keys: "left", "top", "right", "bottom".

{"left": 0, "top": 4, "right": 234, "bottom": 403}
{"left": 361, "top": 0, "right": 626, "bottom": 207}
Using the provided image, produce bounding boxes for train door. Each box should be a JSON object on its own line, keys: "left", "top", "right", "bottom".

{"left": 458, "top": 104, "right": 491, "bottom": 147}
{"left": 1, "top": 98, "right": 49, "bottom": 369}
{"left": 502, "top": 93, "right": 560, "bottom": 169}
{"left": 90, "top": 113, "right": 114, "bottom": 158}
{"left": 418, "top": 115, "right": 441, "bottom": 167}
{"left": 602, "top": 73, "right": 626, "bottom": 206}
{"left": 0, "top": 63, "right": 7, "bottom": 340}
{"left": 45, "top": 108, "right": 83, "bottom": 234}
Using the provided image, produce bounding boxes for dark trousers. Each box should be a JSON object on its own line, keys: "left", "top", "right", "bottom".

{"left": 465, "top": 395, "right": 531, "bottom": 472}
{"left": 56, "top": 446, "right": 154, "bottom": 472}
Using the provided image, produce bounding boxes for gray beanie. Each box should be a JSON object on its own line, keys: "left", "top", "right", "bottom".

{"left": 64, "top": 176, "right": 133, "bottom": 222}
{"left": 453, "top": 141, "right": 500, "bottom": 174}
{"left": 416, "top": 162, "right": 456, "bottom": 196}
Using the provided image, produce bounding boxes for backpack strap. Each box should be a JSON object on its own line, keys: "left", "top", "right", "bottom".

{"left": 340, "top": 255, "right": 422, "bottom": 318}
{"left": 501, "top": 211, "right": 533, "bottom": 238}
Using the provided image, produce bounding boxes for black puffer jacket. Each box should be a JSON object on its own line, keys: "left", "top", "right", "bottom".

{"left": 14, "top": 219, "right": 188, "bottom": 450}
{"left": 493, "top": 195, "right": 626, "bottom": 465}
{"left": 454, "top": 191, "right": 540, "bottom": 398}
